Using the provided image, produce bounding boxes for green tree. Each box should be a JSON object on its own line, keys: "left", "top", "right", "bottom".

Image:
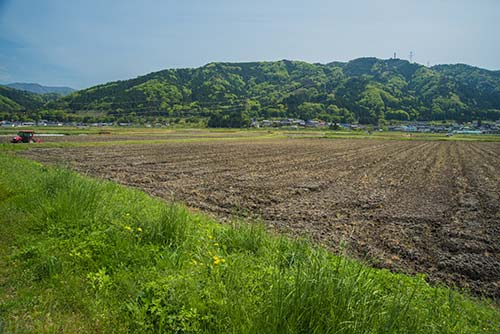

{"left": 296, "top": 102, "right": 324, "bottom": 120}
{"left": 386, "top": 110, "right": 410, "bottom": 121}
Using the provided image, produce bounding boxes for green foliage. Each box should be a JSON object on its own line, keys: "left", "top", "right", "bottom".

{"left": 141, "top": 205, "right": 192, "bottom": 247}
{"left": 326, "top": 104, "right": 356, "bottom": 123}
{"left": 4, "top": 58, "right": 500, "bottom": 127}
{"left": 4, "top": 59, "right": 500, "bottom": 125}
{"left": 0, "top": 154, "right": 499, "bottom": 333}
{"left": 386, "top": 109, "right": 410, "bottom": 121}
{"left": 296, "top": 102, "right": 324, "bottom": 120}
{"left": 0, "top": 85, "right": 45, "bottom": 111}
{"left": 207, "top": 109, "right": 251, "bottom": 128}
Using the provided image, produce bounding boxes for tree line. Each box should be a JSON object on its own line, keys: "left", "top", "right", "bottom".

{"left": 2, "top": 58, "right": 500, "bottom": 126}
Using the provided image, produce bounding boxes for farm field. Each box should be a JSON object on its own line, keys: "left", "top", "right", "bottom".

{"left": 0, "top": 128, "right": 281, "bottom": 144}
{"left": 20, "top": 134, "right": 500, "bottom": 298}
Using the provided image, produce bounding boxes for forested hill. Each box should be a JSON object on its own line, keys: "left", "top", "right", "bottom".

{"left": 0, "top": 85, "right": 67, "bottom": 114}
{"left": 0, "top": 85, "right": 46, "bottom": 112}
{"left": 37, "top": 58, "right": 500, "bottom": 123}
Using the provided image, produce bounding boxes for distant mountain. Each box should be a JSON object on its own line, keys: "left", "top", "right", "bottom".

{"left": 46, "top": 58, "right": 499, "bottom": 124}
{"left": 6, "top": 83, "right": 75, "bottom": 96}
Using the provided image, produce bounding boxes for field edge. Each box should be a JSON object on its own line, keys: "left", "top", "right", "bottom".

{"left": 0, "top": 152, "right": 498, "bottom": 333}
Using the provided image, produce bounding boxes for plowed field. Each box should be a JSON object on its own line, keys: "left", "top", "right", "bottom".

{"left": 22, "top": 138, "right": 500, "bottom": 297}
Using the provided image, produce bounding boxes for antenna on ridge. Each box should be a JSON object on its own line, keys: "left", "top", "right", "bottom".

{"left": 409, "top": 51, "right": 414, "bottom": 63}
{"left": 427, "top": 61, "right": 430, "bottom": 67}
{"left": 393, "top": 52, "right": 397, "bottom": 59}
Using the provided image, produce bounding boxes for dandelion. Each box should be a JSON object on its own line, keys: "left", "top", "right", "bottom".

{"left": 214, "top": 242, "right": 219, "bottom": 247}
{"left": 126, "top": 213, "right": 130, "bottom": 217}
{"left": 213, "top": 255, "right": 225, "bottom": 265}
{"left": 208, "top": 235, "right": 213, "bottom": 240}
{"left": 136, "top": 227, "right": 143, "bottom": 232}
{"left": 124, "top": 225, "right": 132, "bottom": 232}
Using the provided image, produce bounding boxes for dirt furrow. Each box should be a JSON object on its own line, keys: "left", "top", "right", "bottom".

{"left": 20, "top": 138, "right": 500, "bottom": 298}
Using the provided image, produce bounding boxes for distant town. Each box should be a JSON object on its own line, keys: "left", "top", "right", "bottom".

{"left": 251, "top": 119, "right": 500, "bottom": 134}
{"left": 2, "top": 118, "right": 499, "bottom": 135}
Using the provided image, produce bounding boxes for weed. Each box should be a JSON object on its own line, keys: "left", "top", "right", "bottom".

{"left": 0, "top": 153, "right": 498, "bottom": 333}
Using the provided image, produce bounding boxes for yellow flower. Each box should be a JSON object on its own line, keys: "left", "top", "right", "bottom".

{"left": 208, "top": 235, "right": 213, "bottom": 240}
{"left": 124, "top": 225, "right": 132, "bottom": 232}
{"left": 191, "top": 259, "right": 198, "bottom": 265}
{"left": 212, "top": 255, "right": 225, "bottom": 265}
{"left": 214, "top": 242, "right": 219, "bottom": 247}
{"left": 126, "top": 213, "right": 130, "bottom": 217}
{"left": 136, "top": 227, "right": 143, "bottom": 232}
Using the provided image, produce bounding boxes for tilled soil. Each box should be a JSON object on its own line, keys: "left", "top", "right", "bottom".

{"left": 21, "top": 138, "right": 500, "bottom": 298}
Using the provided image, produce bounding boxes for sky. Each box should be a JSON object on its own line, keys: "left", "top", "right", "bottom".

{"left": 0, "top": 0, "right": 499, "bottom": 89}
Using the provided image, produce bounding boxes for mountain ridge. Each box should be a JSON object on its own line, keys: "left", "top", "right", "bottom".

{"left": 2, "top": 58, "right": 500, "bottom": 124}
{"left": 6, "top": 82, "right": 75, "bottom": 96}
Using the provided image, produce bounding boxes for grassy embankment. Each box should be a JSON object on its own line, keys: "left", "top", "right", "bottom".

{"left": 0, "top": 153, "right": 499, "bottom": 333}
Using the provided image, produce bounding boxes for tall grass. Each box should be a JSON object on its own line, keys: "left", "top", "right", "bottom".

{"left": 0, "top": 153, "right": 498, "bottom": 333}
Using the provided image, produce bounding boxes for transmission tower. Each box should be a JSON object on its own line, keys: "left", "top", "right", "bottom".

{"left": 409, "top": 51, "right": 414, "bottom": 63}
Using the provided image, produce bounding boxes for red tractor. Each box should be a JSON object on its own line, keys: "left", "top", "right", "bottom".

{"left": 11, "top": 130, "right": 42, "bottom": 143}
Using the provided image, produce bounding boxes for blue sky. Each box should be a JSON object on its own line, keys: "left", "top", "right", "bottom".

{"left": 1, "top": 0, "right": 499, "bottom": 89}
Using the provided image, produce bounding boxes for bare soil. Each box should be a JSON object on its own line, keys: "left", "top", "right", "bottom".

{"left": 21, "top": 138, "right": 500, "bottom": 298}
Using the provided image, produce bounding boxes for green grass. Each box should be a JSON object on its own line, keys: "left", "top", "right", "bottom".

{"left": 0, "top": 153, "right": 498, "bottom": 333}
{"left": 0, "top": 126, "right": 268, "bottom": 136}
{"left": 0, "top": 133, "right": 284, "bottom": 151}
{"left": 2, "top": 126, "right": 500, "bottom": 144}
